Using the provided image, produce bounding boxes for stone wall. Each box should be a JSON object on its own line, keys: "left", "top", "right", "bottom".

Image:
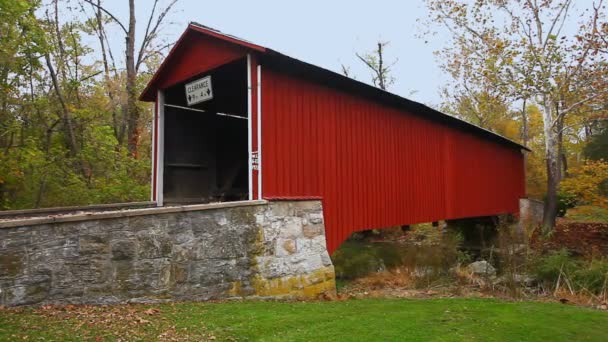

{"left": 0, "top": 200, "right": 335, "bottom": 306}
{"left": 520, "top": 198, "right": 544, "bottom": 228}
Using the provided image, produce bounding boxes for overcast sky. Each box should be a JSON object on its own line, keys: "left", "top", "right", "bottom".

{"left": 172, "top": 0, "right": 445, "bottom": 105}
{"left": 73, "top": 0, "right": 595, "bottom": 107}
{"left": 74, "top": 0, "right": 444, "bottom": 106}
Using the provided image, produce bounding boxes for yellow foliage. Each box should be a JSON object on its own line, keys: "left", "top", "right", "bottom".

{"left": 523, "top": 104, "right": 548, "bottom": 199}
{"left": 526, "top": 105, "right": 544, "bottom": 140}
{"left": 501, "top": 119, "right": 521, "bottom": 141}
{"left": 526, "top": 149, "right": 547, "bottom": 199}
{"left": 561, "top": 160, "right": 608, "bottom": 208}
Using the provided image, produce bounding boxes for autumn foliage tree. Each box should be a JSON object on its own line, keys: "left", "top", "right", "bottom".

{"left": 561, "top": 160, "right": 608, "bottom": 208}
{"left": 425, "top": 0, "right": 608, "bottom": 231}
{"left": 0, "top": 0, "right": 179, "bottom": 209}
{"left": 82, "top": 0, "right": 179, "bottom": 157}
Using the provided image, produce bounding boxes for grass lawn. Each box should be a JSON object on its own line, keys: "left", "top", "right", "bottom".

{"left": 1, "top": 298, "right": 606, "bottom": 341}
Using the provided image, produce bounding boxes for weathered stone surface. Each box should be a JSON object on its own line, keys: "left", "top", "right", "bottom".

{"left": 302, "top": 224, "right": 324, "bottom": 238}
{"left": 79, "top": 234, "right": 110, "bottom": 256}
{"left": 308, "top": 212, "right": 324, "bottom": 224}
{"left": 276, "top": 239, "right": 296, "bottom": 256}
{"left": 468, "top": 260, "right": 496, "bottom": 276}
{"left": 0, "top": 200, "right": 335, "bottom": 306}
{"left": 520, "top": 198, "right": 543, "bottom": 227}
{"left": 281, "top": 217, "right": 303, "bottom": 238}
{"left": 137, "top": 235, "right": 172, "bottom": 259}
{"left": 0, "top": 250, "right": 25, "bottom": 277}
{"left": 111, "top": 240, "right": 137, "bottom": 260}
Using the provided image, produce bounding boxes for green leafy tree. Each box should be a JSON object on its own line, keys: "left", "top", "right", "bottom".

{"left": 0, "top": 0, "right": 174, "bottom": 209}
{"left": 585, "top": 125, "right": 608, "bottom": 161}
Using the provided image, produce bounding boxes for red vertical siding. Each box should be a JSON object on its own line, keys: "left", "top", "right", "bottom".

{"left": 261, "top": 70, "right": 525, "bottom": 253}
{"left": 146, "top": 32, "right": 248, "bottom": 95}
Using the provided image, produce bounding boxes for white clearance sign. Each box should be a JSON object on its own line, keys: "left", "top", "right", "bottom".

{"left": 185, "top": 76, "right": 213, "bottom": 106}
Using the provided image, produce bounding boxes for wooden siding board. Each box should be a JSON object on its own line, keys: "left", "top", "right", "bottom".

{"left": 262, "top": 69, "right": 525, "bottom": 253}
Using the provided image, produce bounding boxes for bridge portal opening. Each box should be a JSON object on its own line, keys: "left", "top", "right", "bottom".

{"left": 161, "top": 58, "right": 249, "bottom": 204}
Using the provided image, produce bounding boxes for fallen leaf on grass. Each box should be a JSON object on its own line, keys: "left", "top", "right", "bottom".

{"left": 134, "top": 316, "right": 150, "bottom": 324}
{"left": 144, "top": 308, "right": 160, "bottom": 316}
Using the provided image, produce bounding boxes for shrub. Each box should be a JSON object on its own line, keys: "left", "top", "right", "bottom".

{"left": 553, "top": 192, "right": 577, "bottom": 217}
{"left": 533, "top": 250, "right": 608, "bottom": 295}
{"left": 533, "top": 249, "right": 580, "bottom": 285}
{"left": 331, "top": 240, "right": 398, "bottom": 280}
{"left": 573, "top": 259, "right": 608, "bottom": 294}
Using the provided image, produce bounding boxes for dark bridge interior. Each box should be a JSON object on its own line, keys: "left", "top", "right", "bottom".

{"left": 162, "top": 58, "right": 248, "bottom": 204}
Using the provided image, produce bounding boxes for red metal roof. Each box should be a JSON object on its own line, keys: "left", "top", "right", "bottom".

{"left": 140, "top": 22, "right": 529, "bottom": 152}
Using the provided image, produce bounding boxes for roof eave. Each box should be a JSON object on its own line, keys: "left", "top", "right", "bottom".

{"left": 139, "top": 23, "right": 529, "bottom": 153}
{"left": 262, "top": 49, "right": 530, "bottom": 152}
{"left": 139, "top": 23, "right": 266, "bottom": 102}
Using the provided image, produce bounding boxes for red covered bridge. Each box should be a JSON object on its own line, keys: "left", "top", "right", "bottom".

{"left": 140, "top": 23, "right": 527, "bottom": 253}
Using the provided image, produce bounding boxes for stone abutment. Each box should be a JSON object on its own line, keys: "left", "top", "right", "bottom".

{"left": 0, "top": 200, "right": 335, "bottom": 306}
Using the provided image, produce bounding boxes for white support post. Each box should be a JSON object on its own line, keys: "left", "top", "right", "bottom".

{"left": 150, "top": 100, "right": 156, "bottom": 202}
{"left": 247, "top": 54, "right": 253, "bottom": 201}
{"left": 156, "top": 90, "right": 165, "bottom": 207}
{"left": 257, "top": 64, "right": 262, "bottom": 200}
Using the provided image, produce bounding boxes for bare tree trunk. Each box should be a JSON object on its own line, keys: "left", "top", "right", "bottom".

{"left": 45, "top": 53, "right": 89, "bottom": 180}
{"left": 0, "top": 67, "right": 9, "bottom": 148}
{"left": 53, "top": 0, "right": 68, "bottom": 81}
{"left": 92, "top": 0, "right": 123, "bottom": 145}
{"left": 521, "top": 98, "right": 529, "bottom": 195}
{"left": 556, "top": 113, "right": 568, "bottom": 180}
{"left": 521, "top": 98, "right": 529, "bottom": 196}
{"left": 543, "top": 141, "right": 559, "bottom": 232}
{"left": 521, "top": 99, "right": 529, "bottom": 148}
{"left": 35, "top": 176, "right": 48, "bottom": 208}
{"left": 377, "top": 43, "right": 385, "bottom": 90}
{"left": 356, "top": 41, "right": 396, "bottom": 91}
{"left": 45, "top": 54, "right": 79, "bottom": 157}
{"left": 541, "top": 97, "right": 559, "bottom": 232}
{"left": 68, "top": 24, "right": 82, "bottom": 106}
{"left": 84, "top": 0, "right": 178, "bottom": 154}
{"left": 125, "top": 0, "right": 140, "bottom": 157}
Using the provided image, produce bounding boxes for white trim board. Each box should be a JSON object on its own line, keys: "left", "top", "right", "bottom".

{"left": 257, "top": 64, "right": 262, "bottom": 200}
{"left": 247, "top": 54, "right": 253, "bottom": 201}
{"left": 156, "top": 90, "right": 165, "bottom": 207}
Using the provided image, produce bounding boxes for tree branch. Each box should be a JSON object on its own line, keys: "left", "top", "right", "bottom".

{"left": 82, "top": 0, "right": 128, "bottom": 34}
{"left": 553, "top": 92, "right": 605, "bottom": 128}
{"left": 543, "top": 0, "right": 572, "bottom": 50}
{"left": 136, "top": 0, "right": 159, "bottom": 71}
{"left": 136, "top": 0, "right": 179, "bottom": 72}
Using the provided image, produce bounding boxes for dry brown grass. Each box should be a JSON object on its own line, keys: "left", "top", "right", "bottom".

{"left": 350, "top": 269, "right": 415, "bottom": 290}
